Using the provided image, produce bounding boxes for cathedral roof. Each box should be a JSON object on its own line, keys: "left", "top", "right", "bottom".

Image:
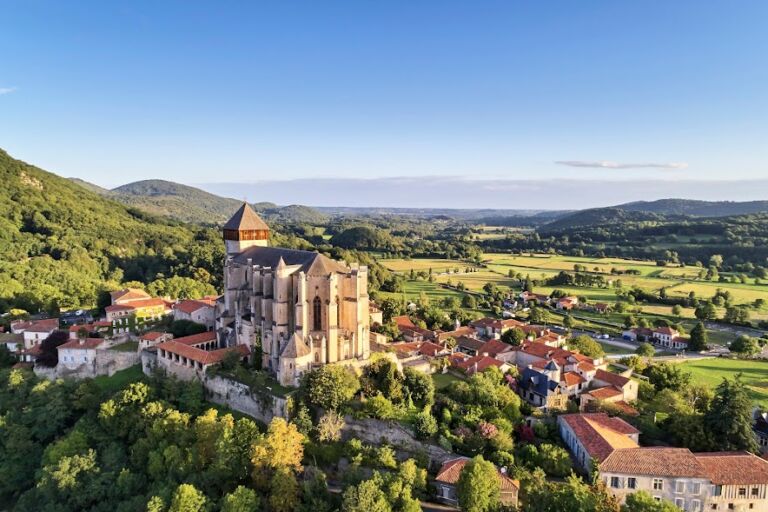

{"left": 232, "top": 246, "right": 350, "bottom": 274}
{"left": 223, "top": 203, "right": 270, "bottom": 231}
{"left": 281, "top": 333, "right": 312, "bottom": 358}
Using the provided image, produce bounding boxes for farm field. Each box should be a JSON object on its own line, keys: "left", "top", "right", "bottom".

{"left": 680, "top": 358, "right": 768, "bottom": 408}
{"left": 382, "top": 254, "right": 768, "bottom": 308}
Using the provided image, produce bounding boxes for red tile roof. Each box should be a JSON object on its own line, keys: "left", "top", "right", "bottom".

{"left": 69, "top": 321, "right": 111, "bottom": 332}
{"left": 587, "top": 386, "right": 623, "bottom": 399}
{"left": 562, "top": 371, "right": 585, "bottom": 387}
{"left": 435, "top": 457, "right": 519, "bottom": 491}
{"left": 695, "top": 452, "right": 768, "bottom": 485}
{"left": 560, "top": 413, "right": 639, "bottom": 463}
{"left": 14, "top": 318, "right": 59, "bottom": 333}
{"left": 110, "top": 288, "right": 151, "bottom": 303}
{"left": 140, "top": 331, "right": 169, "bottom": 341}
{"left": 418, "top": 341, "right": 445, "bottom": 357}
{"left": 173, "top": 331, "right": 217, "bottom": 346}
{"left": 454, "top": 355, "right": 505, "bottom": 374}
{"left": 58, "top": 338, "right": 105, "bottom": 350}
{"left": 106, "top": 297, "right": 167, "bottom": 313}
{"left": 173, "top": 300, "right": 214, "bottom": 315}
{"left": 594, "top": 369, "right": 631, "bottom": 389}
{"left": 157, "top": 341, "right": 249, "bottom": 366}
{"left": 480, "top": 339, "right": 513, "bottom": 357}
{"left": 600, "top": 448, "right": 705, "bottom": 478}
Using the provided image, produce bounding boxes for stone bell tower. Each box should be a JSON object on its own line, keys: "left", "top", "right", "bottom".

{"left": 222, "top": 203, "right": 270, "bottom": 256}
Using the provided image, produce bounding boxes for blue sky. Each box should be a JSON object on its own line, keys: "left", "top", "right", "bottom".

{"left": 1, "top": 1, "right": 767, "bottom": 205}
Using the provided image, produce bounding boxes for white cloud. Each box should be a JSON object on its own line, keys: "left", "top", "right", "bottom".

{"left": 0, "top": 87, "right": 18, "bottom": 95}
{"left": 555, "top": 160, "right": 688, "bottom": 170}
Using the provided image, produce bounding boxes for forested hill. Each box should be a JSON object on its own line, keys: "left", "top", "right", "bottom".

{"left": 111, "top": 179, "right": 245, "bottom": 225}
{"left": 538, "top": 207, "right": 667, "bottom": 232}
{"left": 616, "top": 198, "right": 768, "bottom": 217}
{"left": 71, "top": 178, "right": 329, "bottom": 226}
{"left": 0, "top": 149, "right": 224, "bottom": 313}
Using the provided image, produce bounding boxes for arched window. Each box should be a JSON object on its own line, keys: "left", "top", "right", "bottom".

{"left": 313, "top": 296, "right": 322, "bottom": 331}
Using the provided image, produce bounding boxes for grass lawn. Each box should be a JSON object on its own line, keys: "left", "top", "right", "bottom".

{"left": 110, "top": 341, "right": 139, "bottom": 352}
{"left": 599, "top": 342, "right": 633, "bottom": 356}
{"left": 680, "top": 358, "right": 768, "bottom": 408}
{"left": 92, "top": 364, "right": 145, "bottom": 394}
{"left": 432, "top": 372, "right": 463, "bottom": 390}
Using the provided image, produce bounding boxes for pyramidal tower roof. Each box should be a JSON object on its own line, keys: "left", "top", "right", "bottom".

{"left": 223, "top": 203, "right": 270, "bottom": 231}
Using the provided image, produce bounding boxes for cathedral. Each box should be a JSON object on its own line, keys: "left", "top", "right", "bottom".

{"left": 217, "top": 203, "right": 371, "bottom": 386}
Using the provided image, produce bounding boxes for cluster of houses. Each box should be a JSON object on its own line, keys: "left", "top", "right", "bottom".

{"left": 559, "top": 412, "right": 768, "bottom": 511}
{"left": 0, "top": 288, "right": 218, "bottom": 374}
{"left": 385, "top": 314, "right": 639, "bottom": 415}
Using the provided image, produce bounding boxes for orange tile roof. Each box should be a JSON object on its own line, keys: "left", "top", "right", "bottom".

{"left": 454, "top": 355, "right": 505, "bottom": 374}
{"left": 480, "top": 339, "right": 513, "bottom": 357}
{"left": 173, "top": 300, "right": 214, "bottom": 315}
{"left": 59, "top": 338, "right": 105, "bottom": 350}
{"left": 600, "top": 448, "right": 705, "bottom": 478}
{"left": 173, "top": 331, "right": 217, "bottom": 346}
{"left": 594, "top": 369, "right": 631, "bottom": 389}
{"left": 68, "top": 321, "right": 111, "bottom": 332}
{"left": 110, "top": 288, "right": 151, "bottom": 303}
{"left": 588, "top": 386, "right": 623, "bottom": 399}
{"left": 419, "top": 341, "right": 445, "bottom": 357}
{"left": 106, "top": 298, "right": 167, "bottom": 313}
{"left": 140, "top": 331, "right": 168, "bottom": 341}
{"left": 611, "top": 401, "right": 639, "bottom": 416}
{"left": 560, "top": 413, "right": 639, "bottom": 462}
{"left": 157, "top": 341, "right": 249, "bottom": 365}
{"left": 695, "top": 452, "right": 768, "bottom": 485}
{"left": 562, "top": 371, "right": 585, "bottom": 387}
{"left": 15, "top": 318, "right": 59, "bottom": 333}
{"left": 436, "top": 457, "right": 519, "bottom": 491}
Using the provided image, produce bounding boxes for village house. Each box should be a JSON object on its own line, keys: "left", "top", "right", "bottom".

{"left": 453, "top": 355, "right": 510, "bottom": 376}
{"left": 559, "top": 413, "right": 768, "bottom": 511}
{"left": 392, "top": 315, "right": 438, "bottom": 342}
{"left": 0, "top": 332, "right": 23, "bottom": 354}
{"left": 368, "top": 304, "right": 384, "bottom": 326}
{"left": 434, "top": 457, "right": 519, "bottom": 508}
{"left": 68, "top": 321, "right": 112, "bottom": 339}
{"left": 59, "top": 309, "right": 94, "bottom": 326}
{"left": 579, "top": 369, "right": 639, "bottom": 411}
{"left": 172, "top": 299, "right": 216, "bottom": 330}
{"left": 623, "top": 326, "right": 689, "bottom": 350}
{"left": 139, "top": 331, "right": 173, "bottom": 350}
{"left": 11, "top": 317, "right": 59, "bottom": 362}
{"left": 106, "top": 288, "right": 170, "bottom": 333}
{"left": 470, "top": 317, "right": 526, "bottom": 339}
{"left": 556, "top": 296, "right": 579, "bottom": 311}
{"left": 57, "top": 337, "right": 106, "bottom": 370}
{"left": 436, "top": 325, "right": 477, "bottom": 343}
{"left": 520, "top": 291, "right": 550, "bottom": 306}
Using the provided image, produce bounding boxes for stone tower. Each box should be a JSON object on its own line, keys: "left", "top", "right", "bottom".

{"left": 222, "top": 203, "right": 270, "bottom": 256}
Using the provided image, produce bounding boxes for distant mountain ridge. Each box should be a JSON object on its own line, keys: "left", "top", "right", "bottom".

{"left": 69, "top": 178, "right": 328, "bottom": 225}
{"left": 615, "top": 198, "right": 768, "bottom": 217}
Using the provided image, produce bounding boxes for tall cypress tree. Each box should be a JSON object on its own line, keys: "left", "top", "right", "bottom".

{"left": 688, "top": 322, "right": 708, "bottom": 352}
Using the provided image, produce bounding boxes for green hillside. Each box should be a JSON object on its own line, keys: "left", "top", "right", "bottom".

{"left": 538, "top": 207, "right": 665, "bottom": 232}
{"left": 112, "top": 179, "right": 244, "bottom": 225}
{"left": 617, "top": 198, "right": 768, "bottom": 217}
{"left": 0, "top": 149, "right": 224, "bottom": 313}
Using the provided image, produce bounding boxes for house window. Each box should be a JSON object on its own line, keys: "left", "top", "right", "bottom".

{"left": 751, "top": 487, "right": 759, "bottom": 497}
{"left": 628, "top": 478, "right": 637, "bottom": 489}
{"left": 676, "top": 481, "right": 685, "bottom": 493}
{"left": 713, "top": 485, "right": 723, "bottom": 497}
{"left": 611, "top": 477, "right": 622, "bottom": 488}
{"left": 653, "top": 479, "right": 664, "bottom": 491}
{"left": 675, "top": 498, "right": 684, "bottom": 508}
{"left": 691, "top": 499, "right": 701, "bottom": 511}
{"left": 313, "top": 297, "right": 322, "bottom": 331}
{"left": 738, "top": 488, "right": 747, "bottom": 497}
{"left": 691, "top": 483, "right": 701, "bottom": 494}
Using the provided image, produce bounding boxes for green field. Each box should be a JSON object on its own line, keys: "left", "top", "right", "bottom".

{"left": 92, "top": 364, "right": 146, "bottom": 394}
{"left": 432, "top": 372, "right": 463, "bottom": 390}
{"left": 680, "top": 358, "right": 768, "bottom": 407}
{"left": 383, "top": 254, "right": 768, "bottom": 309}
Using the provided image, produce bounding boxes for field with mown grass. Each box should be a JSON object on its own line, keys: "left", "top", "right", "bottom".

{"left": 680, "top": 358, "right": 768, "bottom": 408}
